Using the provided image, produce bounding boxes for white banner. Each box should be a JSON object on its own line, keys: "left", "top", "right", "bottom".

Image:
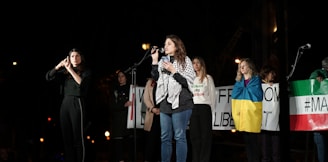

{"left": 261, "top": 83, "right": 280, "bottom": 131}
{"left": 212, "top": 85, "right": 234, "bottom": 130}
{"left": 127, "top": 84, "right": 280, "bottom": 131}
{"left": 127, "top": 85, "right": 145, "bottom": 129}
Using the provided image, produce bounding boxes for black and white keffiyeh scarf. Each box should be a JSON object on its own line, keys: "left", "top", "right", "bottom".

{"left": 156, "top": 56, "right": 195, "bottom": 109}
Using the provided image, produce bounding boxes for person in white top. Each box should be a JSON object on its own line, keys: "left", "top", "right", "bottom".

{"left": 190, "top": 56, "right": 217, "bottom": 162}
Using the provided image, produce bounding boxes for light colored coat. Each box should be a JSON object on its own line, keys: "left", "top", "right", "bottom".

{"left": 143, "top": 78, "right": 156, "bottom": 131}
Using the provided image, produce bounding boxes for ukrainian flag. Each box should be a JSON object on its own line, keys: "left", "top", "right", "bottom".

{"left": 231, "top": 75, "right": 263, "bottom": 133}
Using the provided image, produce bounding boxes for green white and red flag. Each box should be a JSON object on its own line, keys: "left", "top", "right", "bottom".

{"left": 289, "top": 79, "right": 328, "bottom": 131}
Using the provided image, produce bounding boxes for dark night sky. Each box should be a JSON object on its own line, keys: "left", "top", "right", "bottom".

{"left": 1, "top": 1, "right": 254, "bottom": 82}
{"left": 0, "top": 1, "right": 326, "bottom": 82}
{"left": 0, "top": 0, "right": 327, "bottom": 151}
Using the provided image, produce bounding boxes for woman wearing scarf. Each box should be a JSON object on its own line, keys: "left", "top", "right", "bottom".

{"left": 150, "top": 34, "right": 196, "bottom": 162}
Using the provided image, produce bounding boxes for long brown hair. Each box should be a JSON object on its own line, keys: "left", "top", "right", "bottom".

{"left": 166, "top": 34, "right": 187, "bottom": 70}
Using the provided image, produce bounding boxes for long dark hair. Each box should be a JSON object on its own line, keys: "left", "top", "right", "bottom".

{"left": 64, "top": 48, "right": 87, "bottom": 78}
{"left": 260, "top": 65, "right": 277, "bottom": 82}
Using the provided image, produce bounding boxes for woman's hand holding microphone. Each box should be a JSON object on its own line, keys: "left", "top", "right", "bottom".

{"left": 151, "top": 46, "right": 160, "bottom": 65}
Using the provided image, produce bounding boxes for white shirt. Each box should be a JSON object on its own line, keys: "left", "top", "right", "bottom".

{"left": 191, "top": 75, "right": 217, "bottom": 112}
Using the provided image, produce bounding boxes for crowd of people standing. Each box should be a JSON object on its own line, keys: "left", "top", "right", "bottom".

{"left": 42, "top": 35, "right": 328, "bottom": 162}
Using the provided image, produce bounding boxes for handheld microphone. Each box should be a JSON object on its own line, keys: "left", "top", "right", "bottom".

{"left": 299, "top": 43, "right": 311, "bottom": 49}
{"left": 148, "top": 46, "right": 165, "bottom": 57}
{"left": 153, "top": 47, "right": 164, "bottom": 53}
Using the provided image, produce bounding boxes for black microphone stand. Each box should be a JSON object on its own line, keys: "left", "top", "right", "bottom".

{"left": 286, "top": 45, "right": 312, "bottom": 161}
{"left": 286, "top": 47, "right": 306, "bottom": 81}
{"left": 124, "top": 48, "right": 151, "bottom": 162}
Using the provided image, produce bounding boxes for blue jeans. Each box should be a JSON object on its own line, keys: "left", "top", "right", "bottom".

{"left": 314, "top": 132, "right": 327, "bottom": 162}
{"left": 160, "top": 109, "right": 192, "bottom": 162}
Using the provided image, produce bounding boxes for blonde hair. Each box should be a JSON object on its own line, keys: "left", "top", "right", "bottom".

{"left": 192, "top": 56, "right": 208, "bottom": 83}
{"left": 235, "top": 58, "right": 258, "bottom": 81}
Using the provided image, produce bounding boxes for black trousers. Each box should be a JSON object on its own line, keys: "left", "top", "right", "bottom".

{"left": 60, "top": 96, "right": 85, "bottom": 162}
{"left": 243, "top": 132, "right": 260, "bottom": 162}
{"left": 261, "top": 130, "right": 281, "bottom": 162}
{"left": 111, "top": 135, "right": 134, "bottom": 162}
{"left": 144, "top": 115, "right": 161, "bottom": 162}
{"left": 189, "top": 104, "right": 212, "bottom": 162}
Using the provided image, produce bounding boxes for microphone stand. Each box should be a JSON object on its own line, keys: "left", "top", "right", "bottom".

{"left": 286, "top": 47, "right": 305, "bottom": 81}
{"left": 124, "top": 48, "right": 151, "bottom": 162}
{"left": 286, "top": 46, "right": 312, "bottom": 161}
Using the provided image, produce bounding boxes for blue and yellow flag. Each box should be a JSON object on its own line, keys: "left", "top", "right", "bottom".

{"left": 231, "top": 76, "right": 263, "bottom": 133}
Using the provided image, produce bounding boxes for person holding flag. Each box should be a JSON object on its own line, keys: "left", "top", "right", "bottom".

{"left": 309, "top": 57, "right": 328, "bottom": 162}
